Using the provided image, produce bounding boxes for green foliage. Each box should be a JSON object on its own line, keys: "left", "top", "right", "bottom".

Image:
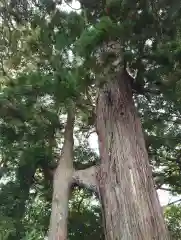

{"left": 76, "top": 16, "right": 119, "bottom": 56}
{"left": 1, "top": 0, "right": 181, "bottom": 239}
{"left": 68, "top": 188, "right": 103, "bottom": 240}
{"left": 164, "top": 204, "right": 181, "bottom": 239}
{"left": 0, "top": 216, "right": 16, "bottom": 240}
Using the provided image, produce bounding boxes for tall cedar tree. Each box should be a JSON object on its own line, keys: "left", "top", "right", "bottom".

{"left": 1, "top": 0, "right": 181, "bottom": 239}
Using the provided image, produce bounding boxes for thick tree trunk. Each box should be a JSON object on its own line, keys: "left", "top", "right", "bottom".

{"left": 96, "top": 70, "right": 169, "bottom": 240}
{"left": 48, "top": 107, "right": 75, "bottom": 240}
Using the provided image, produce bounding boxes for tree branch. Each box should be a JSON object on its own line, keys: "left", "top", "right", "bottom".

{"left": 58, "top": 104, "right": 75, "bottom": 168}
{"left": 72, "top": 165, "right": 99, "bottom": 193}
{"left": 167, "top": 198, "right": 181, "bottom": 206}
{"left": 64, "top": 0, "right": 81, "bottom": 10}
{"left": 77, "top": 192, "right": 86, "bottom": 213}
{"left": 63, "top": 105, "right": 75, "bottom": 149}
{"left": 158, "top": 187, "right": 173, "bottom": 192}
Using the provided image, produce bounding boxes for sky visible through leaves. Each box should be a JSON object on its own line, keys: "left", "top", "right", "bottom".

{"left": 60, "top": 0, "right": 181, "bottom": 207}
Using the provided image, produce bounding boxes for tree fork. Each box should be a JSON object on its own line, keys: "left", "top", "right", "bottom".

{"left": 72, "top": 165, "right": 99, "bottom": 192}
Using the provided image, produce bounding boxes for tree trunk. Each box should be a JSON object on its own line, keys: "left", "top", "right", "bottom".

{"left": 48, "top": 106, "right": 75, "bottom": 240}
{"left": 48, "top": 167, "right": 73, "bottom": 240}
{"left": 96, "top": 70, "right": 170, "bottom": 240}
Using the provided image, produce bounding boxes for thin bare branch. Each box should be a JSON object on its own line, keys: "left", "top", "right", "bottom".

{"left": 158, "top": 187, "right": 173, "bottom": 192}
{"left": 64, "top": 0, "right": 81, "bottom": 10}
{"left": 167, "top": 199, "right": 181, "bottom": 206}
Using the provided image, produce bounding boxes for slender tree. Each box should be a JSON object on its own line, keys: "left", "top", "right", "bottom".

{"left": 48, "top": 104, "right": 75, "bottom": 239}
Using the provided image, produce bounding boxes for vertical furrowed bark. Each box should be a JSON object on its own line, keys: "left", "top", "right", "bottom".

{"left": 48, "top": 106, "right": 75, "bottom": 240}
{"left": 96, "top": 71, "right": 169, "bottom": 240}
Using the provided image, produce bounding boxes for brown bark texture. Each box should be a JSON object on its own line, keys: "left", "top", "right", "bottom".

{"left": 48, "top": 107, "right": 75, "bottom": 240}
{"left": 96, "top": 70, "right": 170, "bottom": 240}
{"left": 48, "top": 106, "right": 99, "bottom": 240}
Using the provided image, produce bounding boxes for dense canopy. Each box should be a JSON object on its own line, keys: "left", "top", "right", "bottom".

{"left": 1, "top": 0, "right": 181, "bottom": 239}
